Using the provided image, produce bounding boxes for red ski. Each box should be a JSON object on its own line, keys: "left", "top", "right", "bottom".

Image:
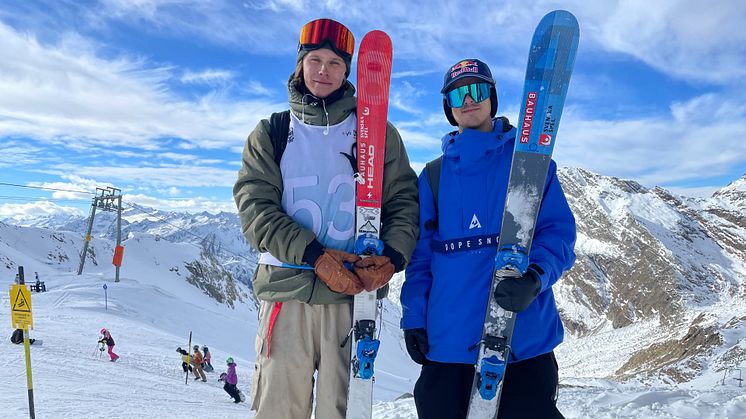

{"left": 347, "top": 30, "right": 392, "bottom": 419}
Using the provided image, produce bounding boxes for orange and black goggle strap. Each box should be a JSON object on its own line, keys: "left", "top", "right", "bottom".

{"left": 298, "top": 18, "right": 355, "bottom": 58}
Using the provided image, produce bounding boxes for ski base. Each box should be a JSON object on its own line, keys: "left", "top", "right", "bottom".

{"left": 466, "top": 9, "right": 579, "bottom": 418}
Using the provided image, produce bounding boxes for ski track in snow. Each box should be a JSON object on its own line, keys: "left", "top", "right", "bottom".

{"left": 1, "top": 272, "right": 256, "bottom": 419}
{"left": 372, "top": 386, "right": 746, "bottom": 419}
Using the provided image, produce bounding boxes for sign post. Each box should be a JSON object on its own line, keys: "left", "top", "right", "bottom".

{"left": 10, "top": 266, "right": 35, "bottom": 419}
{"left": 103, "top": 283, "right": 108, "bottom": 310}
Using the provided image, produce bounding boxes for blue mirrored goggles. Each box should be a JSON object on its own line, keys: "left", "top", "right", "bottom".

{"left": 444, "top": 82, "right": 492, "bottom": 108}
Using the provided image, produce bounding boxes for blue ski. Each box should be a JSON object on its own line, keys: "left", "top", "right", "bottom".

{"left": 466, "top": 10, "right": 579, "bottom": 418}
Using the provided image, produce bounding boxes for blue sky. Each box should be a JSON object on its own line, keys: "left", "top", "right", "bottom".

{"left": 1, "top": 0, "right": 745, "bottom": 217}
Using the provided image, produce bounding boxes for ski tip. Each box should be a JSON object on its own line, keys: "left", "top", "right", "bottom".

{"left": 360, "top": 30, "right": 392, "bottom": 49}
{"left": 362, "top": 29, "right": 391, "bottom": 40}
{"left": 542, "top": 10, "right": 579, "bottom": 30}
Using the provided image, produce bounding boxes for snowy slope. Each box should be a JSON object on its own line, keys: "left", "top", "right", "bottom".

{"left": 0, "top": 225, "right": 417, "bottom": 418}
{"left": 373, "top": 383, "right": 746, "bottom": 419}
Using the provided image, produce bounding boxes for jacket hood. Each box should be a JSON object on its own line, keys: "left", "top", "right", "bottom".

{"left": 441, "top": 118, "right": 515, "bottom": 162}
{"left": 287, "top": 74, "right": 357, "bottom": 126}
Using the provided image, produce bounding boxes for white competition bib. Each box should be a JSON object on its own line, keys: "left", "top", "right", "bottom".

{"left": 259, "top": 112, "right": 357, "bottom": 266}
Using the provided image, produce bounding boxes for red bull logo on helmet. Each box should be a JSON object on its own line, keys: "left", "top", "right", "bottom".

{"left": 450, "top": 60, "right": 480, "bottom": 78}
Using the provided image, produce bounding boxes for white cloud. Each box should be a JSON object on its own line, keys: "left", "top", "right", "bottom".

{"left": 100, "top": 0, "right": 165, "bottom": 19}
{"left": 394, "top": 112, "right": 452, "bottom": 152}
{"left": 135, "top": 2, "right": 746, "bottom": 85}
{"left": 96, "top": 0, "right": 300, "bottom": 54}
{"left": 200, "top": 159, "right": 226, "bottom": 165}
{"left": 151, "top": 154, "right": 228, "bottom": 166}
{"left": 180, "top": 69, "right": 234, "bottom": 85}
{"left": 111, "top": 150, "right": 152, "bottom": 159}
{"left": 2, "top": 0, "right": 745, "bottom": 198}
{"left": 555, "top": 93, "right": 746, "bottom": 187}
{"left": 155, "top": 186, "right": 182, "bottom": 197}
{"left": 0, "top": 140, "right": 43, "bottom": 167}
{"left": 73, "top": 1, "right": 541, "bottom": 69}
{"left": 390, "top": 81, "right": 425, "bottom": 115}
{"left": 124, "top": 193, "right": 235, "bottom": 214}
{"left": 400, "top": 91, "right": 746, "bottom": 190}
{"left": 30, "top": 175, "right": 100, "bottom": 200}
{"left": 8, "top": 1, "right": 746, "bottom": 88}
{"left": 397, "top": 128, "right": 441, "bottom": 150}
{"left": 0, "top": 21, "right": 282, "bottom": 151}
{"left": 245, "top": 80, "right": 274, "bottom": 96}
{"left": 157, "top": 152, "right": 200, "bottom": 162}
{"left": 582, "top": 0, "right": 746, "bottom": 84}
{"left": 0, "top": 200, "right": 83, "bottom": 219}
{"left": 48, "top": 164, "right": 237, "bottom": 189}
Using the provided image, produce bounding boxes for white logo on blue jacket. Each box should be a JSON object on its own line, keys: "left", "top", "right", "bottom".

{"left": 469, "top": 214, "right": 482, "bottom": 229}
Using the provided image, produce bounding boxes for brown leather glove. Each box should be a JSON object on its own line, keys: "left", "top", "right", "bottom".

{"left": 353, "top": 255, "right": 395, "bottom": 292}
{"left": 314, "top": 249, "right": 363, "bottom": 295}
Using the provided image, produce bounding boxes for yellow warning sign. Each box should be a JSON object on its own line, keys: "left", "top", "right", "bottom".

{"left": 10, "top": 284, "right": 33, "bottom": 329}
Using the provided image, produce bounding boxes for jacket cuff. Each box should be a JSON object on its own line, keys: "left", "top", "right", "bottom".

{"left": 302, "top": 239, "right": 324, "bottom": 266}
{"left": 383, "top": 244, "right": 405, "bottom": 272}
{"left": 400, "top": 315, "right": 427, "bottom": 330}
{"left": 528, "top": 264, "right": 547, "bottom": 292}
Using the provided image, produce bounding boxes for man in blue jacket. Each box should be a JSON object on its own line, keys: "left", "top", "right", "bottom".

{"left": 400, "top": 59, "right": 576, "bottom": 419}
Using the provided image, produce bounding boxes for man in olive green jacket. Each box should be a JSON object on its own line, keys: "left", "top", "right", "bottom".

{"left": 233, "top": 18, "right": 418, "bottom": 419}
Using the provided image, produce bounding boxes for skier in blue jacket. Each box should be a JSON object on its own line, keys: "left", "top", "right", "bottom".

{"left": 400, "top": 58, "right": 576, "bottom": 419}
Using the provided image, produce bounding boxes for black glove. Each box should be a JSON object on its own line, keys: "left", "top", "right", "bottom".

{"left": 404, "top": 328, "right": 429, "bottom": 365}
{"left": 493, "top": 265, "right": 543, "bottom": 312}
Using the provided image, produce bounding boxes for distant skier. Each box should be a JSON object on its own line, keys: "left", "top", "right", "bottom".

{"left": 10, "top": 328, "right": 36, "bottom": 345}
{"left": 98, "top": 328, "right": 119, "bottom": 362}
{"left": 218, "top": 357, "right": 242, "bottom": 403}
{"left": 400, "top": 59, "right": 576, "bottom": 418}
{"left": 192, "top": 345, "right": 207, "bottom": 382}
{"left": 202, "top": 345, "right": 214, "bottom": 372}
{"left": 176, "top": 347, "right": 192, "bottom": 373}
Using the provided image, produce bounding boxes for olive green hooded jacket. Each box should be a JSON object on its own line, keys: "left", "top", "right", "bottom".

{"left": 233, "top": 78, "right": 419, "bottom": 305}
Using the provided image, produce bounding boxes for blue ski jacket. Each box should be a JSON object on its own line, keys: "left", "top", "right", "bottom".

{"left": 400, "top": 118, "right": 576, "bottom": 364}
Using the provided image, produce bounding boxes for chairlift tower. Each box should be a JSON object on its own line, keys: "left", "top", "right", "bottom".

{"left": 77, "top": 187, "right": 124, "bottom": 282}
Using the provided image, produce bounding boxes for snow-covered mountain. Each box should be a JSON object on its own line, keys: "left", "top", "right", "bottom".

{"left": 2, "top": 203, "right": 260, "bottom": 294}
{"left": 555, "top": 168, "right": 746, "bottom": 385}
{"left": 704, "top": 174, "right": 746, "bottom": 260}
{"left": 3, "top": 168, "right": 746, "bottom": 417}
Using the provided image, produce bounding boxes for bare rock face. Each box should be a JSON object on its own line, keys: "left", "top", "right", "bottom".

{"left": 554, "top": 168, "right": 746, "bottom": 382}
{"left": 705, "top": 175, "right": 746, "bottom": 261}
{"left": 184, "top": 249, "right": 249, "bottom": 309}
{"left": 616, "top": 314, "right": 723, "bottom": 382}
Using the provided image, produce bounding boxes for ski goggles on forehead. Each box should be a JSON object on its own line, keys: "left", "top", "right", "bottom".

{"left": 444, "top": 82, "right": 492, "bottom": 108}
{"left": 298, "top": 18, "right": 355, "bottom": 58}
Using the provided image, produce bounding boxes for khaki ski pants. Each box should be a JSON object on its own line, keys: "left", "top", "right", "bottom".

{"left": 250, "top": 300, "right": 351, "bottom": 419}
{"left": 193, "top": 364, "right": 206, "bottom": 381}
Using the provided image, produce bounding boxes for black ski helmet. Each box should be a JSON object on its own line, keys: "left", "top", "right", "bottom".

{"left": 441, "top": 59, "right": 498, "bottom": 126}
